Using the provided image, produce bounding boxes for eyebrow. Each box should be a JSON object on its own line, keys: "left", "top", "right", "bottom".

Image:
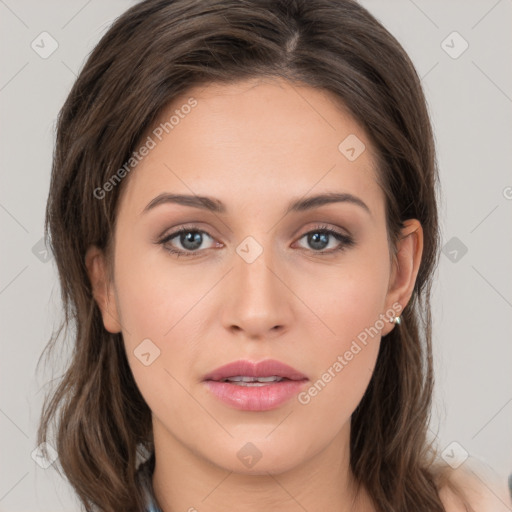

{"left": 142, "top": 192, "right": 371, "bottom": 217}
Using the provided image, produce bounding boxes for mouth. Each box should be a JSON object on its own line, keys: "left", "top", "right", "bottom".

{"left": 216, "top": 375, "right": 291, "bottom": 386}
{"left": 202, "top": 358, "right": 308, "bottom": 383}
{"left": 202, "top": 359, "right": 308, "bottom": 411}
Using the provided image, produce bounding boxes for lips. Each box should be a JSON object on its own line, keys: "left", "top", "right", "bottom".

{"left": 202, "top": 359, "right": 308, "bottom": 382}
{"left": 202, "top": 359, "right": 309, "bottom": 411}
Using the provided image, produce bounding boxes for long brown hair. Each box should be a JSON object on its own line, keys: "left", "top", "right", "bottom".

{"left": 37, "top": 0, "right": 462, "bottom": 510}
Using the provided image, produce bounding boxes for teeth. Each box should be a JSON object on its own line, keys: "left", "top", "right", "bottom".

{"left": 230, "top": 382, "right": 271, "bottom": 387}
{"left": 222, "top": 375, "right": 284, "bottom": 383}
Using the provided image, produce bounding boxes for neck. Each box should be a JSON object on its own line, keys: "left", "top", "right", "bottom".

{"left": 151, "top": 418, "right": 373, "bottom": 512}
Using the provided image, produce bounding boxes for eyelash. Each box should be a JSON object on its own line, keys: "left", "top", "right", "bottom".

{"left": 157, "top": 224, "right": 355, "bottom": 259}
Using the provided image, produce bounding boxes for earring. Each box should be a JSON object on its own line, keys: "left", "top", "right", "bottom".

{"left": 390, "top": 315, "right": 401, "bottom": 325}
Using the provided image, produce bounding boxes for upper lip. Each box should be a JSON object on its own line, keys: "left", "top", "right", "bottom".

{"left": 203, "top": 359, "right": 308, "bottom": 382}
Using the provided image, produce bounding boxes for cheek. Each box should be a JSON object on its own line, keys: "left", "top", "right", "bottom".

{"left": 299, "top": 243, "right": 391, "bottom": 345}
{"left": 293, "top": 246, "right": 390, "bottom": 416}
{"left": 112, "top": 237, "right": 215, "bottom": 395}
{"left": 112, "top": 233, "right": 208, "bottom": 344}
{"left": 112, "top": 246, "right": 207, "bottom": 423}
{"left": 295, "top": 339, "right": 378, "bottom": 448}
{"left": 295, "top": 275, "right": 386, "bottom": 433}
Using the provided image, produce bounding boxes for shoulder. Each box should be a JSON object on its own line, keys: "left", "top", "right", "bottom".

{"left": 434, "top": 458, "right": 511, "bottom": 512}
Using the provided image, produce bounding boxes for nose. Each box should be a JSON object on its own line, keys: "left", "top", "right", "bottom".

{"left": 221, "top": 242, "right": 294, "bottom": 340}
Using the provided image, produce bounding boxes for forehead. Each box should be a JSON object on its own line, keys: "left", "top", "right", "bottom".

{"left": 117, "top": 77, "right": 384, "bottom": 220}
{"left": 160, "top": 77, "right": 371, "bottom": 154}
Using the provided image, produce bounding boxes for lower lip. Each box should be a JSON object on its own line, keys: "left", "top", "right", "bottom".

{"left": 203, "top": 379, "right": 308, "bottom": 411}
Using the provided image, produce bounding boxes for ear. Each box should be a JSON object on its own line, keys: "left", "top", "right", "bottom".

{"left": 380, "top": 219, "right": 423, "bottom": 337}
{"left": 85, "top": 245, "right": 122, "bottom": 334}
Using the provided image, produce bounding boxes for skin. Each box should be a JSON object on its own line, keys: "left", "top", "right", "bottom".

{"left": 86, "top": 77, "right": 424, "bottom": 512}
{"left": 438, "top": 462, "right": 512, "bottom": 512}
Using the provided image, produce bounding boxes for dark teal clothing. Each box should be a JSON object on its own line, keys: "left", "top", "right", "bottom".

{"left": 136, "top": 452, "right": 163, "bottom": 512}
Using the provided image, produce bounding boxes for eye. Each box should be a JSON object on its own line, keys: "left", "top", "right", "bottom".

{"left": 294, "top": 224, "right": 355, "bottom": 255}
{"left": 157, "top": 224, "right": 354, "bottom": 258}
{"left": 158, "top": 226, "right": 218, "bottom": 258}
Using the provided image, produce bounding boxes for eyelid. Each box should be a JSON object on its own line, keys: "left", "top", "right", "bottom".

{"left": 158, "top": 225, "right": 221, "bottom": 250}
{"left": 158, "top": 221, "right": 351, "bottom": 241}
{"left": 157, "top": 222, "right": 354, "bottom": 257}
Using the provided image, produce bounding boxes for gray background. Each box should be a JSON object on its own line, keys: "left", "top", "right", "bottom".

{"left": 1, "top": 0, "right": 511, "bottom": 510}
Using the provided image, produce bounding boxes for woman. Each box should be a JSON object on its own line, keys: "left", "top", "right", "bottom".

{"left": 36, "top": 0, "right": 510, "bottom": 511}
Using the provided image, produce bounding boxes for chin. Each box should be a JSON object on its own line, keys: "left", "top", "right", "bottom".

{"left": 202, "top": 433, "right": 316, "bottom": 476}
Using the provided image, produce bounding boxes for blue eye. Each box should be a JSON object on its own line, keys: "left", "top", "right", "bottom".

{"left": 296, "top": 225, "right": 354, "bottom": 253}
{"left": 158, "top": 224, "right": 354, "bottom": 258}
{"left": 158, "top": 227, "right": 216, "bottom": 257}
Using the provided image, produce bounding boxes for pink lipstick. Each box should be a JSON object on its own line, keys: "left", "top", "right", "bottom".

{"left": 202, "top": 359, "right": 308, "bottom": 411}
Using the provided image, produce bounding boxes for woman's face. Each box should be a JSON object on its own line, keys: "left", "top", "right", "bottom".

{"left": 87, "top": 77, "right": 422, "bottom": 475}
